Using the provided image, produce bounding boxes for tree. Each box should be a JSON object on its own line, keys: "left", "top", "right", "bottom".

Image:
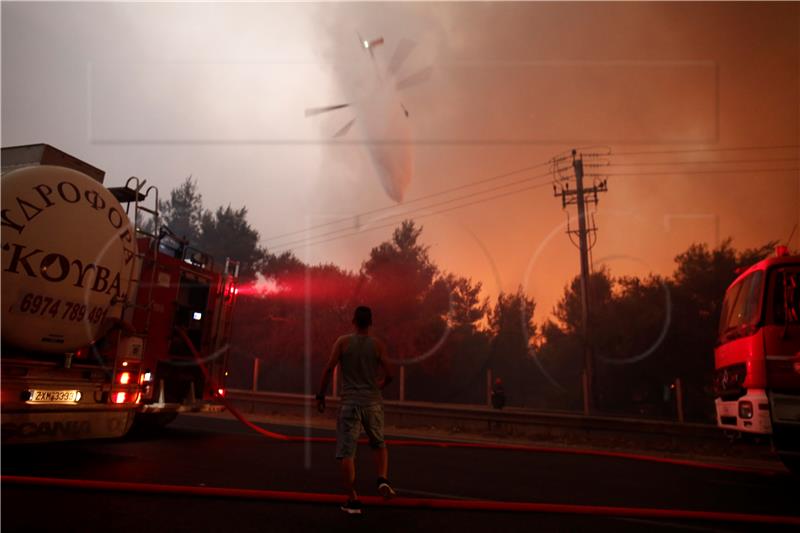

{"left": 537, "top": 240, "right": 777, "bottom": 420}
{"left": 156, "top": 179, "right": 269, "bottom": 282}
{"left": 596, "top": 275, "right": 672, "bottom": 415}
{"left": 159, "top": 176, "right": 203, "bottom": 243}
{"left": 406, "top": 274, "right": 491, "bottom": 403}
{"left": 262, "top": 251, "right": 305, "bottom": 278}
{"left": 537, "top": 318, "right": 584, "bottom": 410}
{"left": 551, "top": 268, "right": 614, "bottom": 335}
{"left": 672, "top": 239, "right": 776, "bottom": 320}
{"left": 442, "top": 273, "right": 488, "bottom": 332}
{"left": 540, "top": 270, "right": 614, "bottom": 410}
{"left": 360, "top": 221, "right": 449, "bottom": 368}
{"left": 537, "top": 268, "right": 675, "bottom": 414}
{"left": 198, "top": 205, "right": 267, "bottom": 282}
{"left": 487, "top": 287, "right": 538, "bottom": 406}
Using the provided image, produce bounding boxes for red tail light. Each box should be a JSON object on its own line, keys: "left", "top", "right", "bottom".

{"left": 216, "top": 388, "right": 226, "bottom": 398}
{"left": 113, "top": 392, "right": 127, "bottom": 404}
{"left": 118, "top": 372, "right": 131, "bottom": 385}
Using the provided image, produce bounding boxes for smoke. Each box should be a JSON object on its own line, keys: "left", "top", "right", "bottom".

{"left": 357, "top": 83, "right": 414, "bottom": 202}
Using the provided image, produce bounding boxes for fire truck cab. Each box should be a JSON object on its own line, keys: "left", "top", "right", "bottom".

{"left": 713, "top": 245, "right": 800, "bottom": 470}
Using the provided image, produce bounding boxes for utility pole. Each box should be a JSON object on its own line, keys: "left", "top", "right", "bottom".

{"left": 573, "top": 152, "right": 594, "bottom": 413}
{"left": 553, "top": 149, "right": 608, "bottom": 413}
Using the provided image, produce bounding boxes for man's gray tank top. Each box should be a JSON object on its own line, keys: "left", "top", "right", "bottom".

{"left": 340, "top": 334, "right": 382, "bottom": 405}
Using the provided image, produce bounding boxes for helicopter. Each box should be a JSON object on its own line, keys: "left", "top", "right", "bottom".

{"left": 305, "top": 35, "right": 431, "bottom": 202}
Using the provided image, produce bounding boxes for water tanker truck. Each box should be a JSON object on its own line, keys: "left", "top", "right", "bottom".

{"left": 1, "top": 144, "right": 141, "bottom": 443}
{"left": 2, "top": 144, "right": 238, "bottom": 443}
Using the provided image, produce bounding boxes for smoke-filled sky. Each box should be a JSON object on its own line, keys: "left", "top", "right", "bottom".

{"left": 2, "top": 2, "right": 799, "bottom": 322}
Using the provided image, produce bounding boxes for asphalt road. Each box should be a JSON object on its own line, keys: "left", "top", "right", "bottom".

{"left": 2, "top": 414, "right": 798, "bottom": 532}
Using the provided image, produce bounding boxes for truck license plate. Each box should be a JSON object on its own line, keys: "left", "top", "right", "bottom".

{"left": 27, "top": 389, "right": 80, "bottom": 404}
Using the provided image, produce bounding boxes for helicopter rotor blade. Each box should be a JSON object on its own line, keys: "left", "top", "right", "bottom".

{"left": 388, "top": 38, "right": 417, "bottom": 77}
{"left": 333, "top": 118, "right": 356, "bottom": 138}
{"left": 304, "top": 103, "right": 351, "bottom": 117}
{"left": 395, "top": 66, "right": 433, "bottom": 91}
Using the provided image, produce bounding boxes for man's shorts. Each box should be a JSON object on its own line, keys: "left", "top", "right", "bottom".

{"left": 335, "top": 402, "right": 385, "bottom": 459}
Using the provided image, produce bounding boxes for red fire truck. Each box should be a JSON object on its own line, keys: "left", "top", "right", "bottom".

{"left": 120, "top": 179, "right": 239, "bottom": 427}
{"left": 1, "top": 144, "right": 237, "bottom": 442}
{"left": 713, "top": 245, "right": 800, "bottom": 471}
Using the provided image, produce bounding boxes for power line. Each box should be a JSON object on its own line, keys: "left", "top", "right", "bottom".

{"left": 269, "top": 166, "right": 799, "bottom": 254}
{"left": 263, "top": 159, "right": 555, "bottom": 245}
{"left": 270, "top": 179, "right": 554, "bottom": 254}
{"left": 265, "top": 144, "right": 793, "bottom": 244}
{"left": 270, "top": 170, "right": 554, "bottom": 252}
{"left": 610, "top": 145, "right": 799, "bottom": 156}
{"left": 266, "top": 146, "right": 800, "bottom": 253}
{"left": 596, "top": 157, "right": 799, "bottom": 167}
{"left": 267, "top": 168, "right": 555, "bottom": 250}
{"left": 596, "top": 167, "right": 799, "bottom": 177}
{"left": 265, "top": 145, "right": 611, "bottom": 245}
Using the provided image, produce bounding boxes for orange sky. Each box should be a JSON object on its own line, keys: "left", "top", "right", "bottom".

{"left": 2, "top": 2, "right": 798, "bottom": 322}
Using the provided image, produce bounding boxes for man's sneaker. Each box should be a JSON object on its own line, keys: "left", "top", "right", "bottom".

{"left": 377, "top": 477, "right": 396, "bottom": 499}
{"left": 340, "top": 499, "right": 363, "bottom": 515}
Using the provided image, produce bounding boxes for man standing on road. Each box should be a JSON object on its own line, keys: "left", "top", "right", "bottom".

{"left": 316, "top": 306, "right": 396, "bottom": 515}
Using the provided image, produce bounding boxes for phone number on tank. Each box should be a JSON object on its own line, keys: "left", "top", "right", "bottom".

{"left": 14, "top": 292, "right": 108, "bottom": 324}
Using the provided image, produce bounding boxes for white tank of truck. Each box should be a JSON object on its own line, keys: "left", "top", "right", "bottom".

{"left": 1, "top": 162, "right": 137, "bottom": 353}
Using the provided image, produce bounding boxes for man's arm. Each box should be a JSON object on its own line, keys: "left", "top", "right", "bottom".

{"left": 316, "top": 337, "right": 343, "bottom": 408}
{"left": 375, "top": 338, "right": 394, "bottom": 389}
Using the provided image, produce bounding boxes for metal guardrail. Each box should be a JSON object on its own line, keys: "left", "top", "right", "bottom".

{"left": 225, "top": 389, "right": 719, "bottom": 442}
